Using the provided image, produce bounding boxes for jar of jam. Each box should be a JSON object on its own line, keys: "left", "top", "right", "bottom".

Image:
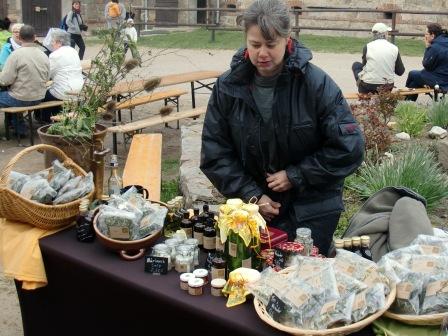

{"left": 193, "top": 268, "right": 209, "bottom": 285}
{"left": 210, "top": 278, "right": 226, "bottom": 297}
{"left": 211, "top": 252, "right": 227, "bottom": 280}
{"left": 188, "top": 278, "right": 204, "bottom": 296}
{"left": 179, "top": 272, "right": 195, "bottom": 291}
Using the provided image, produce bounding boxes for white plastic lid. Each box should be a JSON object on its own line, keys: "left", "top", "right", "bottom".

{"left": 211, "top": 278, "right": 226, "bottom": 288}
{"left": 180, "top": 273, "right": 195, "bottom": 282}
{"left": 226, "top": 198, "right": 243, "bottom": 207}
{"left": 188, "top": 277, "right": 204, "bottom": 288}
{"left": 193, "top": 268, "right": 208, "bottom": 278}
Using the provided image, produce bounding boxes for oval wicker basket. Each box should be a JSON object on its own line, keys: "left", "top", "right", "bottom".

{"left": 0, "top": 144, "right": 94, "bottom": 230}
{"left": 383, "top": 310, "right": 448, "bottom": 326}
{"left": 92, "top": 201, "right": 166, "bottom": 261}
{"left": 253, "top": 267, "right": 396, "bottom": 335}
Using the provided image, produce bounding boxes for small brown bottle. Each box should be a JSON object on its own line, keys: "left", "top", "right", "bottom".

{"left": 343, "top": 238, "right": 352, "bottom": 252}
{"left": 211, "top": 252, "right": 227, "bottom": 280}
{"left": 360, "top": 235, "right": 373, "bottom": 260}
{"left": 203, "top": 218, "right": 216, "bottom": 253}
{"left": 180, "top": 211, "right": 193, "bottom": 238}
{"left": 330, "top": 238, "right": 344, "bottom": 257}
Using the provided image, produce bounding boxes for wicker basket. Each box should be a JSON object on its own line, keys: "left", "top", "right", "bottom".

{"left": 253, "top": 267, "right": 397, "bottom": 335}
{"left": 0, "top": 144, "right": 94, "bottom": 230}
{"left": 92, "top": 201, "right": 166, "bottom": 261}
{"left": 383, "top": 310, "right": 448, "bottom": 326}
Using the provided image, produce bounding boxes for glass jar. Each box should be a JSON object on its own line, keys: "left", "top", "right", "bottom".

{"left": 210, "top": 278, "right": 226, "bottom": 297}
{"left": 295, "top": 227, "right": 313, "bottom": 256}
{"left": 151, "top": 243, "right": 172, "bottom": 270}
{"left": 211, "top": 252, "right": 227, "bottom": 280}
{"left": 165, "top": 237, "right": 183, "bottom": 264}
{"left": 179, "top": 272, "right": 195, "bottom": 291}
{"left": 193, "top": 268, "right": 209, "bottom": 285}
{"left": 184, "top": 238, "right": 199, "bottom": 266}
{"left": 188, "top": 277, "right": 204, "bottom": 296}
{"left": 174, "top": 245, "right": 194, "bottom": 273}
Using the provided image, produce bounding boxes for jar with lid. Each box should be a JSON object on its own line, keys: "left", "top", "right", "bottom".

{"left": 179, "top": 272, "right": 195, "bottom": 291}
{"left": 351, "top": 237, "right": 363, "bottom": 257}
{"left": 180, "top": 211, "right": 193, "bottom": 238}
{"left": 188, "top": 277, "right": 204, "bottom": 296}
{"left": 343, "top": 238, "right": 353, "bottom": 251}
{"left": 211, "top": 278, "right": 226, "bottom": 297}
{"left": 211, "top": 252, "right": 227, "bottom": 280}
{"left": 184, "top": 238, "right": 199, "bottom": 266}
{"left": 360, "top": 235, "right": 373, "bottom": 260}
{"left": 193, "top": 268, "right": 209, "bottom": 285}
{"left": 151, "top": 243, "right": 172, "bottom": 270}
{"left": 294, "top": 227, "right": 313, "bottom": 256}
{"left": 174, "top": 245, "right": 194, "bottom": 273}
{"left": 165, "top": 237, "right": 182, "bottom": 265}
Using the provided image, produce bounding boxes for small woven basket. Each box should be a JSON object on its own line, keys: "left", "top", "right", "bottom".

{"left": 253, "top": 267, "right": 396, "bottom": 335}
{"left": 0, "top": 144, "right": 94, "bottom": 230}
{"left": 383, "top": 310, "right": 448, "bottom": 326}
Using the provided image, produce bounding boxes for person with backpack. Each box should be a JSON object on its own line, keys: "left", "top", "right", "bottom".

{"left": 66, "top": 1, "right": 86, "bottom": 60}
{"left": 105, "top": 0, "right": 126, "bottom": 28}
{"left": 0, "top": 23, "right": 23, "bottom": 70}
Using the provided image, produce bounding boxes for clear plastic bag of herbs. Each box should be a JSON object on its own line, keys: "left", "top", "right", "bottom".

{"left": 421, "top": 272, "right": 448, "bottom": 314}
{"left": 411, "top": 234, "right": 448, "bottom": 256}
{"left": 351, "top": 283, "right": 386, "bottom": 322}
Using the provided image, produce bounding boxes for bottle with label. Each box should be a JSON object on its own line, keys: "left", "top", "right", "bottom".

{"left": 193, "top": 220, "right": 205, "bottom": 249}
{"left": 225, "top": 229, "right": 252, "bottom": 272}
{"left": 191, "top": 207, "right": 200, "bottom": 224}
{"left": 211, "top": 251, "right": 227, "bottom": 280}
{"left": 180, "top": 211, "right": 193, "bottom": 238}
{"left": 163, "top": 200, "right": 177, "bottom": 238}
{"left": 203, "top": 218, "right": 216, "bottom": 253}
{"left": 360, "top": 235, "right": 373, "bottom": 260}
{"left": 107, "top": 154, "right": 122, "bottom": 196}
{"left": 199, "top": 203, "right": 210, "bottom": 223}
{"left": 76, "top": 199, "right": 95, "bottom": 242}
{"left": 330, "top": 238, "right": 344, "bottom": 257}
{"left": 351, "top": 237, "right": 363, "bottom": 257}
{"left": 215, "top": 221, "right": 225, "bottom": 252}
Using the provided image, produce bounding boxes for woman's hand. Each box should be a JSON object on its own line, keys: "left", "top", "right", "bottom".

{"left": 257, "top": 194, "right": 281, "bottom": 222}
{"left": 266, "top": 170, "right": 292, "bottom": 192}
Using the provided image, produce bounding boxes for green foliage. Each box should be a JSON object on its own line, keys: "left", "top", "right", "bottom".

{"left": 346, "top": 144, "right": 448, "bottom": 210}
{"left": 428, "top": 99, "right": 448, "bottom": 129}
{"left": 161, "top": 179, "right": 179, "bottom": 203}
{"left": 394, "top": 101, "right": 428, "bottom": 137}
{"left": 47, "top": 27, "right": 145, "bottom": 138}
{"left": 335, "top": 189, "right": 361, "bottom": 238}
{"left": 117, "top": 28, "right": 426, "bottom": 56}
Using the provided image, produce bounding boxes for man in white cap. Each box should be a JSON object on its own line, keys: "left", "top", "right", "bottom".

{"left": 123, "top": 18, "right": 137, "bottom": 55}
{"left": 352, "top": 22, "right": 405, "bottom": 94}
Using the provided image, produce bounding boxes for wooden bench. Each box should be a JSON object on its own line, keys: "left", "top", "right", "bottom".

{"left": 122, "top": 134, "right": 162, "bottom": 201}
{"left": 107, "top": 106, "right": 207, "bottom": 134}
{"left": 344, "top": 87, "right": 435, "bottom": 100}
{"left": 0, "top": 100, "right": 64, "bottom": 146}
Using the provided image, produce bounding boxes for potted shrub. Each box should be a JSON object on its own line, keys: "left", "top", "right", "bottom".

{"left": 38, "top": 27, "right": 159, "bottom": 172}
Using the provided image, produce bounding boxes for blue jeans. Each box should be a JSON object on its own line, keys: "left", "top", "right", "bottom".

{"left": 0, "top": 91, "right": 41, "bottom": 136}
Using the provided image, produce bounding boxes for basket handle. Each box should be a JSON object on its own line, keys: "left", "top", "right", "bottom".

{"left": 119, "top": 249, "right": 145, "bottom": 261}
{"left": 0, "top": 144, "right": 74, "bottom": 185}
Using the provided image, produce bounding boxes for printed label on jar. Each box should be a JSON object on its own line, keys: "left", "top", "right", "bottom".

{"left": 229, "top": 242, "right": 237, "bottom": 257}
{"left": 242, "top": 257, "right": 252, "bottom": 269}
{"left": 396, "top": 282, "right": 413, "bottom": 300}
{"left": 193, "top": 232, "right": 203, "bottom": 244}
{"left": 176, "top": 263, "right": 188, "bottom": 273}
{"left": 211, "top": 267, "right": 226, "bottom": 280}
{"left": 188, "top": 286, "right": 203, "bottom": 296}
{"left": 203, "top": 236, "right": 215, "bottom": 250}
{"left": 425, "top": 280, "right": 448, "bottom": 297}
{"left": 182, "top": 227, "right": 193, "bottom": 238}
{"left": 109, "top": 226, "right": 130, "bottom": 240}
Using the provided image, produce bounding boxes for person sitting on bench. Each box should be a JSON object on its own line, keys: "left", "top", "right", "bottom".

{"left": 406, "top": 23, "right": 448, "bottom": 101}
{"left": 352, "top": 22, "right": 405, "bottom": 94}
{"left": 0, "top": 25, "right": 49, "bottom": 137}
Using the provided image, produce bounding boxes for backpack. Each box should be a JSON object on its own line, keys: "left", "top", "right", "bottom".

{"left": 60, "top": 15, "right": 68, "bottom": 31}
{"left": 108, "top": 3, "right": 121, "bottom": 18}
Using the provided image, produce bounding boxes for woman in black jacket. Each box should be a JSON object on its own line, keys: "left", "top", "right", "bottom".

{"left": 200, "top": 0, "right": 364, "bottom": 256}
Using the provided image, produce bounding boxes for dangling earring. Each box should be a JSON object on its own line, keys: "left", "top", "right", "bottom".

{"left": 287, "top": 37, "right": 293, "bottom": 54}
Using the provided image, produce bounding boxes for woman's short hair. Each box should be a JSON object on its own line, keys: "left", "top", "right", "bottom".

{"left": 427, "top": 23, "right": 447, "bottom": 37}
{"left": 52, "top": 28, "right": 71, "bottom": 46}
{"left": 10, "top": 23, "right": 24, "bottom": 33}
{"left": 241, "top": 0, "right": 290, "bottom": 40}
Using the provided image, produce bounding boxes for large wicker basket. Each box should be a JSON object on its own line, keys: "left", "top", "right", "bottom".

{"left": 253, "top": 268, "right": 396, "bottom": 335}
{"left": 383, "top": 310, "right": 448, "bottom": 326}
{"left": 0, "top": 144, "right": 94, "bottom": 230}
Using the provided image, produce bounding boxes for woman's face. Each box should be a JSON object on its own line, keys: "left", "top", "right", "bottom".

{"left": 11, "top": 27, "right": 21, "bottom": 44}
{"left": 73, "top": 2, "right": 81, "bottom": 10}
{"left": 425, "top": 29, "right": 435, "bottom": 44}
{"left": 246, "top": 24, "right": 288, "bottom": 77}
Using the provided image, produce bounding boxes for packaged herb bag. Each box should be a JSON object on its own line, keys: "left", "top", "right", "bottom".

{"left": 335, "top": 271, "right": 368, "bottom": 297}
{"left": 53, "top": 172, "right": 93, "bottom": 204}
{"left": 138, "top": 203, "right": 167, "bottom": 239}
{"left": 312, "top": 292, "right": 355, "bottom": 329}
{"left": 408, "top": 254, "right": 448, "bottom": 274}
{"left": 411, "top": 234, "right": 448, "bottom": 255}
{"left": 57, "top": 176, "right": 81, "bottom": 197}
{"left": 351, "top": 283, "right": 386, "bottom": 322}
{"left": 20, "top": 178, "right": 57, "bottom": 204}
{"left": 8, "top": 171, "right": 30, "bottom": 193}
{"left": 421, "top": 272, "right": 448, "bottom": 314}
{"left": 97, "top": 206, "right": 140, "bottom": 240}
{"left": 49, "top": 160, "right": 74, "bottom": 191}
{"left": 248, "top": 267, "right": 291, "bottom": 306}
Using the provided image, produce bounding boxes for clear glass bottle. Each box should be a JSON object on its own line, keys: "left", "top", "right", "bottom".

{"left": 107, "top": 154, "right": 122, "bottom": 196}
{"left": 294, "top": 227, "right": 313, "bottom": 256}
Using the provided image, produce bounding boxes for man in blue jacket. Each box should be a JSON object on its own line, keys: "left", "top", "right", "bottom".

{"left": 406, "top": 23, "right": 448, "bottom": 100}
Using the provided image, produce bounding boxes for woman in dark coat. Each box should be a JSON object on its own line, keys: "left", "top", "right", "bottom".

{"left": 406, "top": 23, "right": 448, "bottom": 100}
{"left": 200, "top": 0, "right": 364, "bottom": 256}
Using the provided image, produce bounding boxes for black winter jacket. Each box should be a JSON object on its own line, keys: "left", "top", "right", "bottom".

{"left": 200, "top": 40, "right": 364, "bottom": 222}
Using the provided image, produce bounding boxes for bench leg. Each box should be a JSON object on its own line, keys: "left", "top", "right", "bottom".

{"left": 27, "top": 111, "right": 34, "bottom": 146}
{"left": 190, "top": 81, "right": 196, "bottom": 109}
{"left": 176, "top": 97, "right": 180, "bottom": 129}
{"left": 4, "top": 113, "right": 10, "bottom": 140}
{"left": 164, "top": 99, "right": 169, "bottom": 128}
